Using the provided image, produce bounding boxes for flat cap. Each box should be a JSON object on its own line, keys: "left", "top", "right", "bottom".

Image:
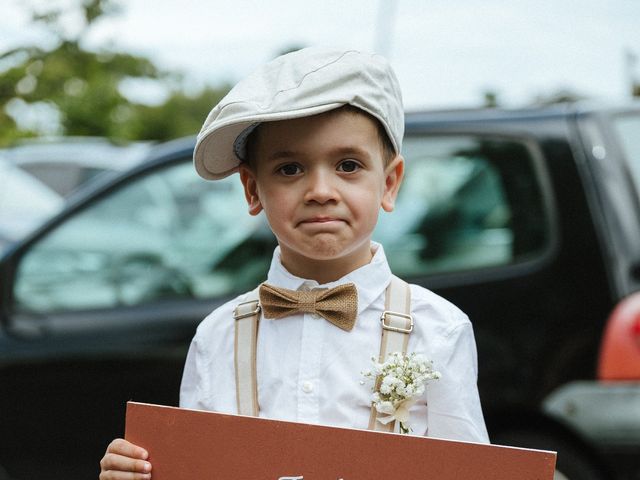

{"left": 193, "top": 47, "right": 404, "bottom": 180}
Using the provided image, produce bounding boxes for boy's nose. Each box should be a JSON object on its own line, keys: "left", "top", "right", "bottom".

{"left": 303, "top": 169, "right": 338, "bottom": 204}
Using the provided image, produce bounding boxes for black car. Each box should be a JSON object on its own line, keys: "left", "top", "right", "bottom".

{"left": 1, "top": 102, "right": 639, "bottom": 480}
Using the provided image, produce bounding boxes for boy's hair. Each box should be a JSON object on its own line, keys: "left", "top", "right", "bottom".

{"left": 243, "top": 104, "right": 397, "bottom": 169}
{"left": 193, "top": 47, "right": 404, "bottom": 181}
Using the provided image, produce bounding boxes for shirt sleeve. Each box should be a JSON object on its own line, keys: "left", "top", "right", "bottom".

{"left": 426, "top": 321, "right": 490, "bottom": 443}
{"left": 179, "top": 333, "right": 209, "bottom": 410}
{"left": 178, "top": 298, "right": 240, "bottom": 412}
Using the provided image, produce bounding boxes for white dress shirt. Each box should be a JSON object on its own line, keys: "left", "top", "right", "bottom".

{"left": 180, "top": 243, "right": 489, "bottom": 443}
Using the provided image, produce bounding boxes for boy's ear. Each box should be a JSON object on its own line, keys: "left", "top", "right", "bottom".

{"left": 238, "top": 164, "right": 263, "bottom": 216}
{"left": 381, "top": 154, "right": 404, "bottom": 212}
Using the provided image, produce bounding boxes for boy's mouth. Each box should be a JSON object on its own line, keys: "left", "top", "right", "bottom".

{"left": 302, "top": 216, "right": 338, "bottom": 223}
{"left": 298, "top": 216, "right": 346, "bottom": 227}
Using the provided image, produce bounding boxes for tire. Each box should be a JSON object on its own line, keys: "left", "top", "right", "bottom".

{"left": 491, "top": 430, "right": 607, "bottom": 480}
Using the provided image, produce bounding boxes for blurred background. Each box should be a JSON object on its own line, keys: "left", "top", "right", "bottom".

{"left": 2, "top": 2, "right": 640, "bottom": 480}
{"left": 1, "top": 0, "right": 639, "bottom": 146}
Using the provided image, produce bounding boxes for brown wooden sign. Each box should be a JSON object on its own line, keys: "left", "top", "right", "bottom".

{"left": 125, "top": 401, "right": 556, "bottom": 480}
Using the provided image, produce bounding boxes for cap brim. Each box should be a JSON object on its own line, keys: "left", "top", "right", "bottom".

{"left": 194, "top": 122, "right": 251, "bottom": 180}
{"left": 193, "top": 102, "right": 344, "bottom": 180}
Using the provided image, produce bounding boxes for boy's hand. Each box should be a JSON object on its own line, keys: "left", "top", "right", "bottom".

{"left": 99, "top": 438, "right": 152, "bottom": 480}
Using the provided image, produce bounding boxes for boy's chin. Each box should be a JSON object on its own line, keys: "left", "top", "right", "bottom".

{"left": 278, "top": 240, "right": 374, "bottom": 278}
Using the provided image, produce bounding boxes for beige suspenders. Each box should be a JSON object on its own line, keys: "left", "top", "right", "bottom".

{"left": 233, "top": 287, "right": 261, "bottom": 417}
{"left": 367, "top": 275, "right": 413, "bottom": 431}
{"left": 232, "top": 276, "right": 413, "bottom": 431}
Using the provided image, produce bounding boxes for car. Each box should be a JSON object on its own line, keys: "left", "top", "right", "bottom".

{"left": 1, "top": 137, "right": 153, "bottom": 197}
{"left": 0, "top": 160, "right": 64, "bottom": 254}
{"left": 1, "top": 102, "right": 639, "bottom": 480}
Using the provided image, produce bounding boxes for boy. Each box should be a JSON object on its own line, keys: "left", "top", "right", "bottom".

{"left": 99, "top": 47, "right": 489, "bottom": 479}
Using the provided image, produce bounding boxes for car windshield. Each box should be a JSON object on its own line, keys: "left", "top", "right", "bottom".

{"left": 613, "top": 113, "right": 640, "bottom": 201}
{"left": 2, "top": 138, "right": 152, "bottom": 197}
{"left": 0, "top": 161, "right": 64, "bottom": 252}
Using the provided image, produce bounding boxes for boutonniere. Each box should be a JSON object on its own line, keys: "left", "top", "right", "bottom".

{"left": 362, "top": 352, "right": 441, "bottom": 434}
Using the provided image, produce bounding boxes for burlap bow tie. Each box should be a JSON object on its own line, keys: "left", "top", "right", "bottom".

{"left": 258, "top": 283, "right": 358, "bottom": 331}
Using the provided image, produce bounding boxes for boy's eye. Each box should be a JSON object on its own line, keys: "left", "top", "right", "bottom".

{"left": 278, "top": 164, "right": 301, "bottom": 176}
{"left": 337, "top": 160, "right": 360, "bottom": 173}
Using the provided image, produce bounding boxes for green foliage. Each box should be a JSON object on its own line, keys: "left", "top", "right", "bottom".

{"left": 483, "top": 90, "right": 499, "bottom": 108}
{"left": 0, "top": 0, "right": 229, "bottom": 146}
{"left": 120, "top": 86, "right": 230, "bottom": 141}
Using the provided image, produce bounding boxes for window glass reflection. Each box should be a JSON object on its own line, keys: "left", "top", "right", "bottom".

{"left": 375, "top": 135, "right": 548, "bottom": 277}
{"left": 613, "top": 114, "right": 640, "bottom": 201}
{"left": 14, "top": 135, "right": 548, "bottom": 313}
{"left": 15, "top": 162, "right": 275, "bottom": 313}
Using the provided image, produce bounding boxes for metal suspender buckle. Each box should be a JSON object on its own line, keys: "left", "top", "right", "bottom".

{"left": 380, "top": 310, "right": 414, "bottom": 333}
{"left": 233, "top": 301, "right": 261, "bottom": 320}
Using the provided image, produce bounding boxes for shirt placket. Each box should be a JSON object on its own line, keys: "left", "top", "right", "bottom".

{"left": 296, "top": 283, "right": 324, "bottom": 424}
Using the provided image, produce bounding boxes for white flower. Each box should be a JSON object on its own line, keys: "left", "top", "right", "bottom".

{"left": 361, "top": 351, "right": 441, "bottom": 434}
{"left": 379, "top": 383, "right": 392, "bottom": 395}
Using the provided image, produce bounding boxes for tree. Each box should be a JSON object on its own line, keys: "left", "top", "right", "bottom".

{"left": 0, "top": 0, "right": 229, "bottom": 146}
{"left": 119, "top": 86, "right": 231, "bottom": 142}
{"left": 482, "top": 90, "right": 500, "bottom": 108}
{"left": 529, "top": 88, "right": 587, "bottom": 106}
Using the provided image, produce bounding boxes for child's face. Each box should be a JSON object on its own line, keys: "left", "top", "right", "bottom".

{"left": 238, "top": 108, "right": 403, "bottom": 282}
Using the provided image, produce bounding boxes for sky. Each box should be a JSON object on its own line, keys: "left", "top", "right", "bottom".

{"left": 2, "top": 0, "right": 640, "bottom": 110}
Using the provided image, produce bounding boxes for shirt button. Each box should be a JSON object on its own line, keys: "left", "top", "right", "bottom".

{"left": 302, "top": 381, "right": 314, "bottom": 393}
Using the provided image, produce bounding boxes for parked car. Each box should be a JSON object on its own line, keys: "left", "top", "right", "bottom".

{"left": 0, "top": 160, "right": 64, "bottom": 254}
{"left": 1, "top": 137, "right": 153, "bottom": 197}
{"left": 1, "top": 102, "right": 639, "bottom": 480}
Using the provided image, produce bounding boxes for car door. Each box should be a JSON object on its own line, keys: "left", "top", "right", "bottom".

{"left": 0, "top": 151, "right": 276, "bottom": 480}
{"left": 374, "top": 125, "right": 613, "bottom": 478}
{"left": 374, "top": 127, "right": 609, "bottom": 409}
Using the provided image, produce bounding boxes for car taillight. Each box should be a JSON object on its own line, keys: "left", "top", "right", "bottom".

{"left": 597, "top": 292, "right": 640, "bottom": 381}
{"left": 632, "top": 316, "right": 640, "bottom": 337}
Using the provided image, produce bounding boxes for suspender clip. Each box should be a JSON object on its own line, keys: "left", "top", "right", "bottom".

{"left": 380, "top": 310, "right": 413, "bottom": 333}
{"left": 233, "top": 301, "right": 261, "bottom": 320}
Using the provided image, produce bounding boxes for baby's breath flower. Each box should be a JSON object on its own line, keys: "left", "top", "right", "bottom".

{"left": 361, "top": 351, "right": 441, "bottom": 434}
{"left": 379, "top": 384, "right": 392, "bottom": 395}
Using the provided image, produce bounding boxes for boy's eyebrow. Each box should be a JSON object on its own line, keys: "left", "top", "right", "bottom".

{"left": 267, "top": 145, "right": 371, "bottom": 162}
{"left": 267, "top": 150, "right": 299, "bottom": 162}
{"left": 328, "top": 145, "right": 371, "bottom": 158}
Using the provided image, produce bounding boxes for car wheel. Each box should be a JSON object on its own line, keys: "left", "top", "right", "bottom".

{"left": 491, "top": 430, "right": 607, "bottom": 480}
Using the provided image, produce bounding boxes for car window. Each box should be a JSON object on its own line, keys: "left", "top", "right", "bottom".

{"left": 612, "top": 113, "right": 640, "bottom": 201}
{"left": 13, "top": 160, "right": 276, "bottom": 313}
{"left": 374, "top": 134, "right": 549, "bottom": 277}
{"left": 13, "top": 135, "right": 549, "bottom": 314}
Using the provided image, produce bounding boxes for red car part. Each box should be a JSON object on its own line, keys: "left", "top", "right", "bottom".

{"left": 598, "top": 292, "right": 640, "bottom": 380}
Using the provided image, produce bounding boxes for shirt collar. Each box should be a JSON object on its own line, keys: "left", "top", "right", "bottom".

{"left": 265, "top": 242, "right": 392, "bottom": 314}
